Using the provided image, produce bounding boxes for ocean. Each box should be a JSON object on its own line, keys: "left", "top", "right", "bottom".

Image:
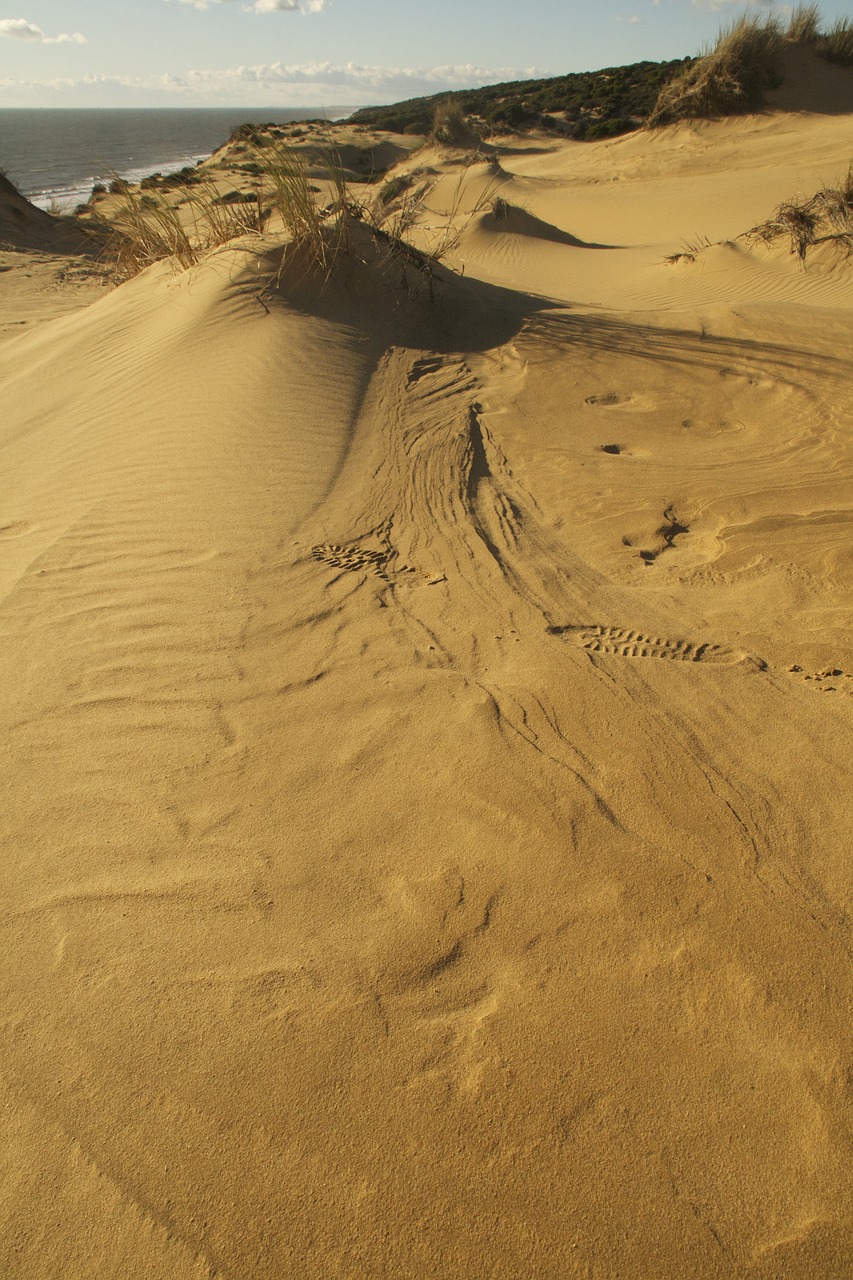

{"left": 0, "top": 107, "right": 357, "bottom": 212}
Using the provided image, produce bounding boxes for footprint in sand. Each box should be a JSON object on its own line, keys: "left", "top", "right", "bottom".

{"left": 586, "top": 392, "right": 631, "bottom": 407}
{"left": 311, "top": 542, "right": 418, "bottom": 582}
{"left": 552, "top": 626, "right": 849, "bottom": 691}
{"left": 585, "top": 391, "right": 654, "bottom": 411}
{"left": 788, "top": 664, "right": 853, "bottom": 695}
{"left": 639, "top": 506, "right": 690, "bottom": 564}
{"left": 549, "top": 623, "right": 767, "bottom": 670}
{"left": 718, "top": 366, "right": 775, "bottom": 390}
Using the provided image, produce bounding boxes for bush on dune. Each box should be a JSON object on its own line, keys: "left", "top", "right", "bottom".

{"left": 431, "top": 99, "right": 484, "bottom": 150}
{"left": 649, "top": 6, "right": 853, "bottom": 126}
{"left": 649, "top": 14, "right": 784, "bottom": 125}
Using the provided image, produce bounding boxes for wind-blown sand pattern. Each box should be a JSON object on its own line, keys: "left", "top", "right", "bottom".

{"left": 1, "top": 85, "right": 852, "bottom": 1279}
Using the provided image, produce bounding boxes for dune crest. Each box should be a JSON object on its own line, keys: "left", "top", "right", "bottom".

{"left": 1, "top": 90, "right": 852, "bottom": 1279}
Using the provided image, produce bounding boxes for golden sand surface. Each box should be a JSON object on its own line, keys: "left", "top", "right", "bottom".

{"left": 1, "top": 85, "right": 852, "bottom": 1278}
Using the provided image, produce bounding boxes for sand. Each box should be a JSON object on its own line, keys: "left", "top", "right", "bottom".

{"left": 1, "top": 88, "right": 852, "bottom": 1279}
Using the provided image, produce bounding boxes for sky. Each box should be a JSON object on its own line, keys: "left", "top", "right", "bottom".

{"left": 0, "top": 0, "right": 850, "bottom": 108}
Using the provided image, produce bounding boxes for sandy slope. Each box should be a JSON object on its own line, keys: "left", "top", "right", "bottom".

{"left": 1, "top": 105, "right": 852, "bottom": 1279}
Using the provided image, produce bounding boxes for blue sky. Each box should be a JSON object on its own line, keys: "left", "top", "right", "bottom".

{"left": 0, "top": 0, "right": 849, "bottom": 108}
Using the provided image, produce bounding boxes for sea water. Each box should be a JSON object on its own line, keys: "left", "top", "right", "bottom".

{"left": 0, "top": 107, "right": 356, "bottom": 212}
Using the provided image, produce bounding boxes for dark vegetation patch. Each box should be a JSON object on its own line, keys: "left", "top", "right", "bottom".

{"left": 345, "top": 8, "right": 853, "bottom": 139}
{"left": 347, "top": 59, "right": 694, "bottom": 140}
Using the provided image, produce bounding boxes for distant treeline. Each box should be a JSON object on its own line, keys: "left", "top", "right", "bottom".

{"left": 347, "top": 58, "right": 695, "bottom": 140}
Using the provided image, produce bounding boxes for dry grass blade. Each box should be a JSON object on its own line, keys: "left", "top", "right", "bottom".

{"left": 93, "top": 189, "right": 197, "bottom": 278}
{"left": 89, "top": 136, "right": 492, "bottom": 304}
{"left": 787, "top": 4, "right": 821, "bottom": 43}
{"left": 431, "top": 99, "right": 484, "bottom": 150}
{"left": 821, "top": 16, "right": 853, "bottom": 67}
{"left": 187, "top": 178, "right": 265, "bottom": 244}
{"left": 264, "top": 139, "right": 356, "bottom": 282}
{"left": 649, "top": 12, "right": 783, "bottom": 125}
{"left": 745, "top": 166, "right": 853, "bottom": 263}
{"left": 91, "top": 172, "right": 267, "bottom": 280}
{"left": 398, "top": 158, "right": 500, "bottom": 263}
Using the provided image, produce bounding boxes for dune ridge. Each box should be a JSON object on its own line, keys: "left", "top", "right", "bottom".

{"left": 1, "top": 80, "right": 852, "bottom": 1280}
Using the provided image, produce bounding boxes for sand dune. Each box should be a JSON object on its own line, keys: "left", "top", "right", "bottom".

{"left": 1, "top": 94, "right": 852, "bottom": 1279}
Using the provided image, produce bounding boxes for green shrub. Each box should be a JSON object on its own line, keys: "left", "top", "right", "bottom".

{"left": 488, "top": 101, "right": 536, "bottom": 129}
{"left": 581, "top": 117, "right": 636, "bottom": 141}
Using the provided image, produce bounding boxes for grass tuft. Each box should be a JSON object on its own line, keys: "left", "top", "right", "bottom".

{"left": 651, "top": 8, "right": 853, "bottom": 125}
{"left": 649, "top": 14, "right": 784, "bottom": 125}
{"left": 786, "top": 4, "right": 821, "bottom": 43}
{"left": 821, "top": 16, "right": 853, "bottom": 67}
{"left": 85, "top": 136, "right": 497, "bottom": 308}
{"left": 431, "top": 99, "right": 483, "bottom": 149}
{"left": 745, "top": 163, "right": 853, "bottom": 262}
{"left": 91, "top": 175, "right": 265, "bottom": 279}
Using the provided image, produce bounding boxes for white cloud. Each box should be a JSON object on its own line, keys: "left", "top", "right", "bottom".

{"left": 187, "top": 60, "right": 539, "bottom": 95}
{"left": 248, "top": 0, "right": 326, "bottom": 10}
{"left": 616, "top": 15, "right": 642, "bottom": 23}
{"left": 690, "top": 0, "right": 775, "bottom": 8}
{"left": 0, "top": 60, "right": 541, "bottom": 107}
{"left": 0, "top": 18, "right": 85, "bottom": 43}
{"left": 173, "top": 0, "right": 325, "bottom": 10}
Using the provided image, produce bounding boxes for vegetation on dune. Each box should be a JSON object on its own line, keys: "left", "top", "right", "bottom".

{"left": 746, "top": 163, "right": 853, "bottom": 262}
{"left": 87, "top": 176, "right": 265, "bottom": 279}
{"left": 58, "top": 1, "right": 853, "bottom": 283}
{"left": 823, "top": 16, "right": 853, "bottom": 67}
{"left": 82, "top": 142, "right": 491, "bottom": 299}
{"left": 430, "top": 98, "right": 485, "bottom": 150}
{"left": 667, "top": 162, "right": 853, "bottom": 267}
{"left": 347, "top": 58, "right": 693, "bottom": 140}
{"left": 649, "top": 14, "right": 785, "bottom": 125}
{"left": 650, "top": 6, "right": 853, "bottom": 126}
{"left": 377, "top": 174, "right": 414, "bottom": 207}
{"left": 344, "top": 5, "right": 851, "bottom": 138}
{"left": 786, "top": 4, "right": 821, "bottom": 44}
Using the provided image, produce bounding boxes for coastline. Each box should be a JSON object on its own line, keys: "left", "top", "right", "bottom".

{"left": 0, "top": 106, "right": 359, "bottom": 211}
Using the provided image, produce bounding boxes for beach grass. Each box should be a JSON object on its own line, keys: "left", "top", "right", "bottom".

{"left": 746, "top": 162, "right": 853, "bottom": 260}
{"left": 85, "top": 135, "right": 496, "bottom": 302}
{"left": 650, "top": 7, "right": 853, "bottom": 125}
{"left": 786, "top": 4, "right": 822, "bottom": 44}
{"left": 649, "top": 13, "right": 784, "bottom": 125}
{"left": 822, "top": 16, "right": 853, "bottom": 67}
{"left": 91, "top": 176, "right": 265, "bottom": 278}
{"left": 431, "top": 99, "right": 484, "bottom": 150}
